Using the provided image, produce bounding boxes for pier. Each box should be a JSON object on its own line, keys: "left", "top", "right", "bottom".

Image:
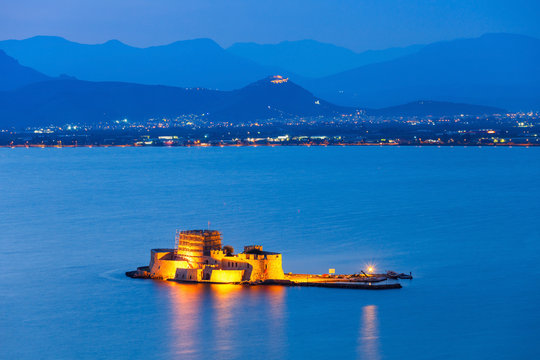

{"left": 262, "top": 279, "right": 402, "bottom": 290}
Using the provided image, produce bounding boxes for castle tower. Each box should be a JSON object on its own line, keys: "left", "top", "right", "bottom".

{"left": 174, "top": 230, "right": 222, "bottom": 265}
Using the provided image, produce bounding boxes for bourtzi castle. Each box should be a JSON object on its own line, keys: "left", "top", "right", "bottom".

{"left": 132, "top": 230, "right": 285, "bottom": 283}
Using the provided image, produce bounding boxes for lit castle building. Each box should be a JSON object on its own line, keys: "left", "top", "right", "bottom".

{"left": 143, "top": 230, "right": 285, "bottom": 283}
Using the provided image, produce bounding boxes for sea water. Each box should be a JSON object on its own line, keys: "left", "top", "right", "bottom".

{"left": 1, "top": 146, "right": 539, "bottom": 359}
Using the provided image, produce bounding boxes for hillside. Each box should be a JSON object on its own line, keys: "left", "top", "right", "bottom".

{"left": 0, "top": 50, "right": 50, "bottom": 91}
{"left": 2, "top": 34, "right": 539, "bottom": 110}
{"left": 0, "top": 75, "right": 351, "bottom": 128}
{"left": 228, "top": 40, "right": 423, "bottom": 77}
{"left": 300, "top": 33, "right": 540, "bottom": 111}
{"left": 368, "top": 100, "right": 505, "bottom": 117}
{"left": 210, "top": 76, "right": 351, "bottom": 121}
{"left": 0, "top": 36, "right": 285, "bottom": 90}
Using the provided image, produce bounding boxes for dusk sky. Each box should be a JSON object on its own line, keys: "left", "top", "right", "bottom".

{"left": 2, "top": 0, "right": 539, "bottom": 51}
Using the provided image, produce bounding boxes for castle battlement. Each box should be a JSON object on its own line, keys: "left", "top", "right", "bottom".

{"left": 146, "top": 230, "right": 285, "bottom": 283}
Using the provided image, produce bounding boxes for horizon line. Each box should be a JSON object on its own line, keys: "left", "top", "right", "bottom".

{"left": 1, "top": 32, "right": 535, "bottom": 54}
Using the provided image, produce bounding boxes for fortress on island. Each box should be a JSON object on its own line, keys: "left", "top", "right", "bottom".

{"left": 132, "top": 230, "right": 285, "bottom": 283}
{"left": 127, "top": 229, "right": 403, "bottom": 289}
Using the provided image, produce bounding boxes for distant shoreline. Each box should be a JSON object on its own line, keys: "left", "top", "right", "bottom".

{"left": 1, "top": 143, "right": 537, "bottom": 148}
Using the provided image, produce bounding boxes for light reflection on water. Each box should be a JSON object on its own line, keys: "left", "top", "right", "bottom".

{"left": 163, "top": 281, "right": 381, "bottom": 360}
{"left": 358, "top": 305, "right": 380, "bottom": 360}
{"left": 166, "top": 282, "right": 205, "bottom": 357}
{"left": 164, "top": 282, "right": 382, "bottom": 359}
{"left": 163, "top": 282, "right": 287, "bottom": 359}
{"left": 211, "top": 284, "right": 242, "bottom": 353}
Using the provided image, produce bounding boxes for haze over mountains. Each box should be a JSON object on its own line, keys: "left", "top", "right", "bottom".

{"left": 0, "top": 36, "right": 425, "bottom": 86}
{"left": 227, "top": 40, "right": 424, "bottom": 78}
{"left": 0, "top": 36, "right": 282, "bottom": 90}
{"left": 0, "top": 33, "right": 537, "bottom": 128}
{"left": 0, "top": 48, "right": 500, "bottom": 128}
{"left": 1, "top": 33, "right": 538, "bottom": 112}
{"left": 0, "top": 50, "right": 50, "bottom": 91}
{"left": 0, "top": 33, "right": 538, "bottom": 112}
{"left": 306, "top": 33, "right": 540, "bottom": 110}
{"left": 367, "top": 100, "right": 504, "bottom": 118}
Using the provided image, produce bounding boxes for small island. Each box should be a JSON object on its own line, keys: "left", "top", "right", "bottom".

{"left": 126, "top": 229, "right": 405, "bottom": 290}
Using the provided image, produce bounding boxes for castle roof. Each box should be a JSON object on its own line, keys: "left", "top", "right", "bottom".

{"left": 242, "top": 248, "right": 280, "bottom": 255}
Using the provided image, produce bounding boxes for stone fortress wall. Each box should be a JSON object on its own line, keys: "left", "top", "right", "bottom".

{"left": 211, "top": 246, "right": 285, "bottom": 281}
{"left": 146, "top": 231, "right": 284, "bottom": 283}
{"left": 149, "top": 249, "right": 188, "bottom": 279}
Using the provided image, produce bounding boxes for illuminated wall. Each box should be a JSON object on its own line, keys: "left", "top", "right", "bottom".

{"left": 208, "top": 269, "right": 244, "bottom": 283}
{"left": 175, "top": 268, "right": 244, "bottom": 283}
{"left": 219, "top": 252, "right": 285, "bottom": 282}
{"left": 147, "top": 243, "right": 285, "bottom": 283}
{"left": 175, "top": 268, "right": 203, "bottom": 282}
{"left": 149, "top": 249, "right": 189, "bottom": 279}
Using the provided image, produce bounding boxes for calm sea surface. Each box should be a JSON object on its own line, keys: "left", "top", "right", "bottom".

{"left": 1, "top": 146, "right": 539, "bottom": 359}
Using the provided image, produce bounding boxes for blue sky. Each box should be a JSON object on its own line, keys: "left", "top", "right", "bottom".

{"left": 1, "top": 0, "right": 539, "bottom": 51}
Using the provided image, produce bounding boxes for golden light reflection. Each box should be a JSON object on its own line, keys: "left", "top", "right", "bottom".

{"left": 248, "top": 285, "right": 287, "bottom": 358}
{"left": 165, "top": 281, "right": 206, "bottom": 358}
{"left": 357, "top": 305, "right": 380, "bottom": 360}
{"left": 264, "top": 286, "right": 287, "bottom": 358}
{"left": 211, "top": 284, "right": 244, "bottom": 352}
{"left": 163, "top": 282, "right": 287, "bottom": 358}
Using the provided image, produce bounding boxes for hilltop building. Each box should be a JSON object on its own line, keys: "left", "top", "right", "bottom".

{"left": 144, "top": 230, "right": 285, "bottom": 283}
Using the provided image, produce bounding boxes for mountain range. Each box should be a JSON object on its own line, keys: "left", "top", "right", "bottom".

{"left": 1, "top": 33, "right": 538, "bottom": 111}
{"left": 0, "top": 36, "right": 424, "bottom": 87}
{"left": 0, "top": 70, "right": 350, "bottom": 128}
{"left": 0, "top": 36, "right": 283, "bottom": 90}
{"left": 0, "top": 48, "right": 502, "bottom": 128}
{"left": 0, "top": 49, "right": 50, "bottom": 91}
{"left": 227, "top": 40, "right": 424, "bottom": 78}
{"left": 2, "top": 33, "right": 535, "bottom": 128}
{"left": 303, "top": 33, "right": 540, "bottom": 110}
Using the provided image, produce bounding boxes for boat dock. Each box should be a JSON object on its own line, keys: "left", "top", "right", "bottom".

{"left": 262, "top": 279, "right": 402, "bottom": 290}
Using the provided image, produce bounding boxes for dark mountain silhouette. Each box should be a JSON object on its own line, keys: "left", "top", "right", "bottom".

{"left": 0, "top": 76, "right": 352, "bottom": 128}
{"left": 0, "top": 43, "right": 521, "bottom": 128}
{"left": 0, "top": 79, "right": 223, "bottom": 127}
{"left": 300, "top": 33, "right": 540, "bottom": 111}
{"left": 0, "top": 36, "right": 288, "bottom": 90}
{"left": 210, "top": 76, "right": 350, "bottom": 121}
{"left": 368, "top": 100, "right": 505, "bottom": 117}
{"left": 227, "top": 40, "right": 423, "bottom": 77}
{"left": 0, "top": 50, "right": 51, "bottom": 91}
{"left": 0, "top": 36, "right": 423, "bottom": 86}
{"left": 1, "top": 34, "right": 538, "bottom": 110}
